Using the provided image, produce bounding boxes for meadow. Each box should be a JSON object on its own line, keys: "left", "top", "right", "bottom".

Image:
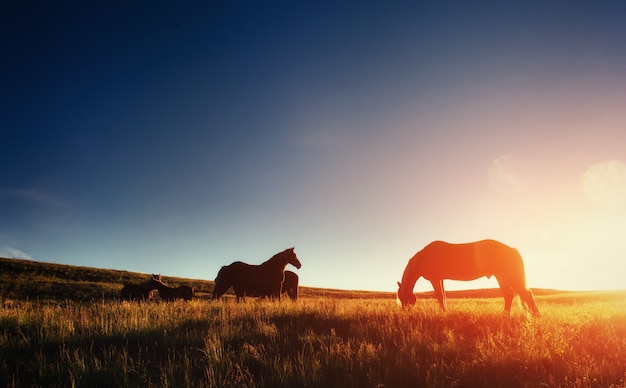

{"left": 1, "top": 258, "right": 625, "bottom": 387}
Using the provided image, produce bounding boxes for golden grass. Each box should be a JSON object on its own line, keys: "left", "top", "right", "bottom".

{"left": 2, "top": 294, "right": 625, "bottom": 387}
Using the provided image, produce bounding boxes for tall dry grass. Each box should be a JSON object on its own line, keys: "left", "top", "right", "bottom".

{"left": 1, "top": 294, "right": 625, "bottom": 387}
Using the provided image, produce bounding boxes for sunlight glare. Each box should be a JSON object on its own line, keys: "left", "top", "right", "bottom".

{"left": 488, "top": 154, "right": 533, "bottom": 195}
{"left": 582, "top": 160, "right": 626, "bottom": 209}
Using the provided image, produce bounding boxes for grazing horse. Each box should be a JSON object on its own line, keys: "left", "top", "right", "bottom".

{"left": 397, "top": 239, "right": 540, "bottom": 316}
{"left": 212, "top": 247, "right": 301, "bottom": 301}
{"left": 149, "top": 275, "right": 194, "bottom": 301}
{"left": 281, "top": 270, "right": 299, "bottom": 300}
{"left": 120, "top": 278, "right": 156, "bottom": 302}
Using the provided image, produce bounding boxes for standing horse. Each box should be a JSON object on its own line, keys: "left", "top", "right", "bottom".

{"left": 212, "top": 247, "right": 301, "bottom": 301}
{"left": 120, "top": 277, "right": 157, "bottom": 302}
{"left": 149, "top": 275, "right": 194, "bottom": 301}
{"left": 224, "top": 270, "right": 299, "bottom": 301}
{"left": 397, "top": 239, "right": 540, "bottom": 315}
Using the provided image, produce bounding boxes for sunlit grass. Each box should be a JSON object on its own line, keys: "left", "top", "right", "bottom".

{"left": 2, "top": 295, "right": 626, "bottom": 387}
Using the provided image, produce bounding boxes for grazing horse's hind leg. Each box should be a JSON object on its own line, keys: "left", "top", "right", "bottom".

{"left": 430, "top": 279, "right": 447, "bottom": 311}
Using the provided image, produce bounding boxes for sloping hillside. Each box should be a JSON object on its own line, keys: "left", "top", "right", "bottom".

{"left": 0, "top": 257, "right": 396, "bottom": 302}
{"left": 1, "top": 257, "right": 567, "bottom": 302}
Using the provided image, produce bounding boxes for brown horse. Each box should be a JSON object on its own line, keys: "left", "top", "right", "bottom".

{"left": 212, "top": 247, "right": 301, "bottom": 301}
{"left": 397, "top": 239, "right": 540, "bottom": 315}
{"left": 149, "top": 275, "right": 194, "bottom": 301}
{"left": 228, "top": 270, "right": 299, "bottom": 301}
{"left": 120, "top": 277, "right": 156, "bottom": 302}
{"left": 282, "top": 270, "right": 299, "bottom": 300}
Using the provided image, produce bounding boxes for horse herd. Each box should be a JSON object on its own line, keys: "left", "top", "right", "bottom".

{"left": 120, "top": 247, "right": 302, "bottom": 303}
{"left": 120, "top": 240, "right": 541, "bottom": 316}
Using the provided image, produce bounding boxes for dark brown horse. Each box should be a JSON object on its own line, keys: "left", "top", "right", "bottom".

{"left": 212, "top": 247, "right": 301, "bottom": 301}
{"left": 230, "top": 270, "right": 299, "bottom": 301}
{"left": 120, "top": 277, "right": 156, "bottom": 302}
{"left": 397, "top": 239, "right": 540, "bottom": 316}
{"left": 149, "top": 275, "right": 194, "bottom": 301}
{"left": 282, "top": 270, "right": 299, "bottom": 300}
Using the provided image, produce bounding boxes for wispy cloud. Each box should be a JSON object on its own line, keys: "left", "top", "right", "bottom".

{"left": 0, "top": 246, "right": 32, "bottom": 260}
{"left": 0, "top": 188, "right": 70, "bottom": 209}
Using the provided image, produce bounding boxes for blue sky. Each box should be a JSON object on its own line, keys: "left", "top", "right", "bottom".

{"left": 2, "top": 1, "right": 626, "bottom": 292}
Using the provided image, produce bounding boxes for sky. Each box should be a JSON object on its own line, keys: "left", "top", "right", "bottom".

{"left": 2, "top": 1, "right": 626, "bottom": 293}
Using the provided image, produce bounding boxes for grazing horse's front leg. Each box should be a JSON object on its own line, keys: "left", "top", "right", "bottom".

{"left": 430, "top": 279, "right": 447, "bottom": 311}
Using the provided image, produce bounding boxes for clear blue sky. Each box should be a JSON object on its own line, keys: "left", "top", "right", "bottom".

{"left": 2, "top": 1, "right": 626, "bottom": 292}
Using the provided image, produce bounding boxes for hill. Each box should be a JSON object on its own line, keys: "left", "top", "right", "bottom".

{"left": 1, "top": 257, "right": 395, "bottom": 302}
{"left": 1, "top": 256, "right": 573, "bottom": 302}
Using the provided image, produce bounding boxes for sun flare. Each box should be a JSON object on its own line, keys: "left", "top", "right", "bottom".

{"left": 583, "top": 160, "right": 626, "bottom": 208}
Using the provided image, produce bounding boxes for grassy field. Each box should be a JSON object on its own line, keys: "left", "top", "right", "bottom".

{"left": 1, "top": 257, "right": 625, "bottom": 387}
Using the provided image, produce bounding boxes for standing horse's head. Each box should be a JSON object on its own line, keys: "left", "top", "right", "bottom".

{"left": 284, "top": 247, "right": 301, "bottom": 269}
{"left": 396, "top": 281, "right": 416, "bottom": 308}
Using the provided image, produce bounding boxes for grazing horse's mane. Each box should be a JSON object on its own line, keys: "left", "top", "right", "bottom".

{"left": 149, "top": 274, "right": 194, "bottom": 301}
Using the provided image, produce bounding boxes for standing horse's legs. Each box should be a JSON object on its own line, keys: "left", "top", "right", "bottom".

{"left": 276, "top": 286, "right": 282, "bottom": 301}
{"left": 430, "top": 279, "right": 447, "bottom": 311}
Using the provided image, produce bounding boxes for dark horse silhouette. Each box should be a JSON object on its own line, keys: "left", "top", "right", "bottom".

{"left": 231, "top": 270, "right": 299, "bottom": 301}
{"left": 212, "top": 247, "right": 301, "bottom": 301}
{"left": 149, "top": 275, "right": 194, "bottom": 301}
{"left": 397, "top": 239, "right": 540, "bottom": 316}
{"left": 120, "top": 277, "right": 156, "bottom": 302}
{"left": 281, "top": 270, "right": 299, "bottom": 300}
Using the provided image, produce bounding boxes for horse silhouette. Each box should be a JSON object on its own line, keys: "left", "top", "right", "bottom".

{"left": 120, "top": 277, "right": 156, "bottom": 302}
{"left": 397, "top": 239, "right": 540, "bottom": 316}
{"left": 149, "top": 274, "right": 194, "bottom": 301}
{"left": 224, "top": 270, "right": 299, "bottom": 301}
{"left": 281, "top": 270, "right": 299, "bottom": 300}
{"left": 213, "top": 247, "right": 301, "bottom": 301}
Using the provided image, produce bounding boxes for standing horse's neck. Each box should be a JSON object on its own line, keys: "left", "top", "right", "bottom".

{"left": 261, "top": 253, "right": 288, "bottom": 270}
{"left": 152, "top": 280, "right": 172, "bottom": 292}
{"left": 141, "top": 280, "right": 157, "bottom": 292}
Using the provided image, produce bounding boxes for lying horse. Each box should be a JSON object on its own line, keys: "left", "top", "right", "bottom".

{"left": 149, "top": 275, "right": 194, "bottom": 301}
{"left": 120, "top": 278, "right": 156, "bottom": 302}
{"left": 213, "top": 247, "right": 301, "bottom": 301}
{"left": 397, "top": 239, "right": 540, "bottom": 316}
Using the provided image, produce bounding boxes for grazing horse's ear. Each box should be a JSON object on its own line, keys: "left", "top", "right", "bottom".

{"left": 397, "top": 282, "right": 402, "bottom": 288}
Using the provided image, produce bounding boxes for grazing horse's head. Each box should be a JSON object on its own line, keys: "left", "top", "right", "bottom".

{"left": 212, "top": 266, "right": 231, "bottom": 299}
{"left": 397, "top": 281, "right": 416, "bottom": 308}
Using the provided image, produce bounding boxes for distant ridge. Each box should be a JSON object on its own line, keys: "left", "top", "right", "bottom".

{"left": 0, "top": 256, "right": 608, "bottom": 303}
